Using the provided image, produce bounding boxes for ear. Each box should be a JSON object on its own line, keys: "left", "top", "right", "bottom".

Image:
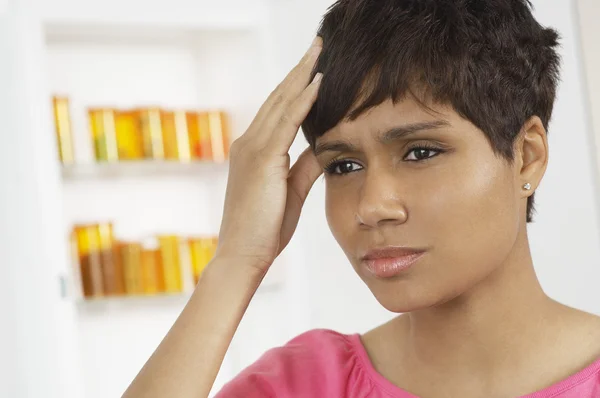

{"left": 515, "top": 116, "right": 548, "bottom": 197}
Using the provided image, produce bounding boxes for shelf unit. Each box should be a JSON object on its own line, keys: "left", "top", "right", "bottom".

{"left": 37, "top": 1, "right": 291, "bottom": 397}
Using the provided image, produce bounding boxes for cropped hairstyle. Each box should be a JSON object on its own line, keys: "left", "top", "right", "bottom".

{"left": 302, "top": 0, "right": 561, "bottom": 222}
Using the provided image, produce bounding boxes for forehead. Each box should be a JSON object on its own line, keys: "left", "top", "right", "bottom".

{"left": 318, "top": 97, "right": 462, "bottom": 143}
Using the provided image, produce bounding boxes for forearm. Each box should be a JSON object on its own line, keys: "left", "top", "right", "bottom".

{"left": 122, "top": 257, "right": 264, "bottom": 398}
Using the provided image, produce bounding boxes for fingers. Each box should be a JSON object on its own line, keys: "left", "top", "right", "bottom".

{"left": 275, "top": 40, "right": 323, "bottom": 107}
{"left": 288, "top": 148, "right": 323, "bottom": 202}
{"left": 271, "top": 72, "right": 323, "bottom": 150}
{"left": 279, "top": 148, "right": 323, "bottom": 250}
{"left": 271, "top": 37, "right": 323, "bottom": 106}
{"left": 247, "top": 37, "right": 323, "bottom": 139}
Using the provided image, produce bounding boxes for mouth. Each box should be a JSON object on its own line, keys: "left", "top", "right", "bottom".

{"left": 360, "top": 247, "right": 426, "bottom": 278}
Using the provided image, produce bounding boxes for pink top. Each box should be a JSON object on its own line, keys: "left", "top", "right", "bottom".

{"left": 215, "top": 329, "right": 600, "bottom": 398}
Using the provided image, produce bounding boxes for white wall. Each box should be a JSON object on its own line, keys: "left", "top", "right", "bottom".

{"left": 577, "top": 1, "right": 600, "bottom": 172}
{"left": 0, "top": 1, "right": 82, "bottom": 397}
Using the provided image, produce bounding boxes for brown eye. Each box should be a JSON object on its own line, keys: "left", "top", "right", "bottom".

{"left": 404, "top": 147, "right": 442, "bottom": 161}
{"left": 324, "top": 160, "right": 363, "bottom": 175}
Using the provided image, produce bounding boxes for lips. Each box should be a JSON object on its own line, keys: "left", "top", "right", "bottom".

{"left": 361, "top": 247, "right": 426, "bottom": 278}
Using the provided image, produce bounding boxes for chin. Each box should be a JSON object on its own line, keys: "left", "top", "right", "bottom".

{"left": 372, "top": 291, "right": 442, "bottom": 313}
{"left": 364, "top": 277, "right": 464, "bottom": 314}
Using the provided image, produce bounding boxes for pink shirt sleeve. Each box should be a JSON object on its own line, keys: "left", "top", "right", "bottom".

{"left": 213, "top": 329, "right": 385, "bottom": 398}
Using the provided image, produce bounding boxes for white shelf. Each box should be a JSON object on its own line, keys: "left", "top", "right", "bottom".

{"left": 61, "top": 161, "right": 229, "bottom": 179}
{"left": 74, "top": 281, "right": 281, "bottom": 307}
{"left": 45, "top": 23, "right": 258, "bottom": 48}
{"left": 41, "top": 0, "right": 268, "bottom": 33}
{"left": 77, "top": 293, "right": 191, "bottom": 307}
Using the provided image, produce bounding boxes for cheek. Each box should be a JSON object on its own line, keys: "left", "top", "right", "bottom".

{"left": 422, "top": 157, "right": 520, "bottom": 281}
{"left": 433, "top": 160, "right": 517, "bottom": 237}
{"left": 325, "top": 179, "right": 363, "bottom": 257}
{"left": 325, "top": 184, "right": 349, "bottom": 243}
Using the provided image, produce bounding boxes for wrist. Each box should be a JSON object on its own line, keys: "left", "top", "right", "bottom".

{"left": 203, "top": 254, "right": 267, "bottom": 287}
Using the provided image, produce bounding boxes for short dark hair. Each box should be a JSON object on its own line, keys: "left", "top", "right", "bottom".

{"left": 302, "top": 0, "right": 561, "bottom": 222}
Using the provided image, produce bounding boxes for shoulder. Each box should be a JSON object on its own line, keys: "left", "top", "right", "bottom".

{"left": 557, "top": 307, "right": 600, "bottom": 357}
{"left": 284, "top": 328, "right": 358, "bottom": 358}
{"left": 214, "top": 329, "right": 367, "bottom": 398}
{"left": 235, "top": 328, "right": 359, "bottom": 378}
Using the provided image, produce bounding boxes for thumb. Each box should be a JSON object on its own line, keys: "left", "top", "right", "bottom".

{"left": 279, "top": 147, "right": 323, "bottom": 252}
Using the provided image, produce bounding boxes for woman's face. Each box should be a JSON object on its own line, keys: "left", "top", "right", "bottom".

{"left": 314, "top": 98, "right": 526, "bottom": 312}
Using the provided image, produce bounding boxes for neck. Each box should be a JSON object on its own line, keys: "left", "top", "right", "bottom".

{"left": 397, "top": 227, "right": 559, "bottom": 376}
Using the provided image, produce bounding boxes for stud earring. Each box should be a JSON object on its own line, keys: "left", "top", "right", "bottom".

{"left": 523, "top": 183, "right": 532, "bottom": 191}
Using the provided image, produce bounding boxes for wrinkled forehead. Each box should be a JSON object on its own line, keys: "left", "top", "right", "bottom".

{"left": 316, "top": 97, "right": 456, "bottom": 144}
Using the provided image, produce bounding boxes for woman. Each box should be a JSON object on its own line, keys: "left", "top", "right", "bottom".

{"left": 124, "top": 0, "right": 600, "bottom": 397}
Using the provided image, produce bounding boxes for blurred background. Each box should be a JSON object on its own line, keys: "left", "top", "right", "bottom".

{"left": 1, "top": 0, "right": 600, "bottom": 397}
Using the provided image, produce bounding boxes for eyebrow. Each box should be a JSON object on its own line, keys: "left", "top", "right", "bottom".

{"left": 314, "top": 120, "right": 450, "bottom": 156}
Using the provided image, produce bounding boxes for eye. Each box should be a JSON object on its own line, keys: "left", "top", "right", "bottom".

{"left": 324, "top": 160, "right": 363, "bottom": 175}
{"left": 404, "top": 147, "right": 443, "bottom": 162}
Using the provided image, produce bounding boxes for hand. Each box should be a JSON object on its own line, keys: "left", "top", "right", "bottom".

{"left": 215, "top": 38, "right": 324, "bottom": 273}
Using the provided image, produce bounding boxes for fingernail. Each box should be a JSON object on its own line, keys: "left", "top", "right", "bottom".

{"left": 312, "top": 73, "right": 323, "bottom": 84}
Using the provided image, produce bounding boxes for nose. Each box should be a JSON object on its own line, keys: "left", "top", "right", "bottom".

{"left": 355, "top": 169, "right": 408, "bottom": 228}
